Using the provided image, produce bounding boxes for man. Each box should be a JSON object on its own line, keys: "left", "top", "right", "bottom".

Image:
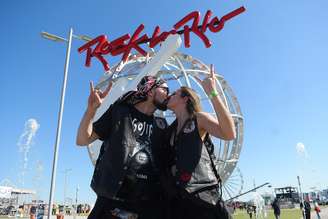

{"left": 246, "top": 205, "right": 253, "bottom": 219}
{"left": 271, "top": 198, "right": 280, "bottom": 219}
{"left": 29, "top": 205, "right": 36, "bottom": 219}
{"left": 304, "top": 198, "right": 311, "bottom": 219}
{"left": 76, "top": 76, "right": 169, "bottom": 219}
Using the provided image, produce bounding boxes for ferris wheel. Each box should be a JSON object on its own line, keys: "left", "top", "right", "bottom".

{"left": 221, "top": 166, "right": 244, "bottom": 201}
{"left": 87, "top": 36, "right": 244, "bottom": 183}
{"left": 0, "top": 178, "right": 15, "bottom": 188}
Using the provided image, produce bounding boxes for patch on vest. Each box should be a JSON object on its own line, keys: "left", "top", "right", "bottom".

{"left": 136, "top": 152, "right": 149, "bottom": 164}
{"left": 155, "top": 118, "right": 166, "bottom": 129}
{"left": 136, "top": 173, "right": 148, "bottom": 179}
{"left": 183, "top": 121, "right": 195, "bottom": 133}
{"left": 180, "top": 171, "right": 192, "bottom": 182}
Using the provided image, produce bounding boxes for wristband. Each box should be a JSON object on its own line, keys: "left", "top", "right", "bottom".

{"left": 208, "top": 90, "right": 219, "bottom": 99}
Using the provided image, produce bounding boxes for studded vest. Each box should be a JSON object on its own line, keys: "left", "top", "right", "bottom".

{"left": 91, "top": 102, "right": 167, "bottom": 200}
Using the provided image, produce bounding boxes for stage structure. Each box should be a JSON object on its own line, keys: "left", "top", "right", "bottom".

{"left": 0, "top": 185, "right": 36, "bottom": 206}
{"left": 87, "top": 36, "right": 244, "bottom": 184}
{"left": 275, "top": 186, "right": 300, "bottom": 203}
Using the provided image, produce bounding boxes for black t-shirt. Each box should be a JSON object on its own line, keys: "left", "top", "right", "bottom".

{"left": 30, "top": 206, "right": 36, "bottom": 214}
{"left": 93, "top": 104, "right": 114, "bottom": 141}
{"left": 127, "top": 106, "right": 155, "bottom": 180}
{"left": 117, "top": 106, "right": 160, "bottom": 200}
{"left": 93, "top": 104, "right": 159, "bottom": 200}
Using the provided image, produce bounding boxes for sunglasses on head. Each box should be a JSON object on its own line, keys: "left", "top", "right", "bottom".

{"left": 180, "top": 91, "right": 190, "bottom": 98}
{"left": 157, "top": 86, "right": 169, "bottom": 94}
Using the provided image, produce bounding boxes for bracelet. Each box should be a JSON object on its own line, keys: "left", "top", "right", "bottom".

{"left": 208, "top": 90, "right": 219, "bottom": 99}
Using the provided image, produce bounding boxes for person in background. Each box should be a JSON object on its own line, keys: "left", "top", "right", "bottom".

{"left": 304, "top": 198, "right": 311, "bottom": 219}
{"left": 29, "top": 205, "right": 36, "bottom": 219}
{"left": 246, "top": 205, "right": 253, "bottom": 219}
{"left": 314, "top": 202, "right": 321, "bottom": 219}
{"left": 271, "top": 198, "right": 281, "bottom": 219}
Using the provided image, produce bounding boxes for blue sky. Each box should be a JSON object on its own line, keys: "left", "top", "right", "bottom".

{"left": 1, "top": 0, "right": 328, "bottom": 204}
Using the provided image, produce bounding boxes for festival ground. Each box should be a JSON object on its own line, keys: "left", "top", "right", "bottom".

{"left": 0, "top": 216, "right": 88, "bottom": 219}
{"left": 0, "top": 207, "right": 327, "bottom": 219}
{"left": 233, "top": 205, "right": 328, "bottom": 219}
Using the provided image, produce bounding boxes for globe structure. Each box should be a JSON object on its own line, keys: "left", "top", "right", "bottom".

{"left": 88, "top": 51, "right": 244, "bottom": 197}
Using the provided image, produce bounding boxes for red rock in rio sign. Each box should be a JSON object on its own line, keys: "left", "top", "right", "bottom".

{"left": 78, "top": 6, "right": 246, "bottom": 71}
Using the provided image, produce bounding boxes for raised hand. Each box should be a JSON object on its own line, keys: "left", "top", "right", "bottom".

{"left": 88, "top": 81, "right": 112, "bottom": 111}
{"left": 195, "top": 64, "right": 217, "bottom": 95}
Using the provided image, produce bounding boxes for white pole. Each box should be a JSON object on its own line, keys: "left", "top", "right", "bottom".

{"left": 297, "top": 176, "right": 305, "bottom": 219}
{"left": 47, "top": 27, "right": 73, "bottom": 219}
{"left": 63, "top": 168, "right": 72, "bottom": 215}
{"left": 74, "top": 185, "right": 79, "bottom": 219}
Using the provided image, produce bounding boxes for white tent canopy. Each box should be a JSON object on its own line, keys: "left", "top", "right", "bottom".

{"left": 0, "top": 186, "right": 12, "bottom": 199}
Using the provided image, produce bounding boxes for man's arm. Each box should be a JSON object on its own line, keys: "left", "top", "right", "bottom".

{"left": 76, "top": 108, "right": 99, "bottom": 146}
{"left": 76, "top": 81, "right": 112, "bottom": 146}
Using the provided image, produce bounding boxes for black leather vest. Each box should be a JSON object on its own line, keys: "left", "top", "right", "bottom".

{"left": 169, "top": 118, "right": 218, "bottom": 194}
{"left": 91, "top": 103, "right": 167, "bottom": 200}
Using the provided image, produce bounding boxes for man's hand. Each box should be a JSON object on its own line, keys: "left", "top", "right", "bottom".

{"left": 195, "top": 64, "right": 217, "bottom": 95}
{"left": 88, "top": 81, "right": 112, "bottom": 111}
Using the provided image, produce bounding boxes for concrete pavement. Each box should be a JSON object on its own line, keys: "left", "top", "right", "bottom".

{"left": 311, "top": 206, "right": 328, "bottom": 219}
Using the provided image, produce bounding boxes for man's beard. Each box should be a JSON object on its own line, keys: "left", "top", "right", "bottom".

{"left": 153, "top": 98, "right": 169, "bottom": 111}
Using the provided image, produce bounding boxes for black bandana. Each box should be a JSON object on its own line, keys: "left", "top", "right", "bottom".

{"left": 115, "top": 76, "right": 166, "bottom": 106}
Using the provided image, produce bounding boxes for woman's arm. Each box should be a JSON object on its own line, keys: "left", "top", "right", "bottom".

{"left": 195, "top": 65, "right": 236, "bottom": 140}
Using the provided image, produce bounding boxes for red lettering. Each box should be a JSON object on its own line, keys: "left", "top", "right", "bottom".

{"left": 120, "top": 24, "right": 149, "bottom": 62}
{"left": 78, "top": 35, "right": 110, "bottom": 71}
{"left": 208, "top": 6, "right": 246, "bottom": 33}
{"left": 109, "top": 34, "right": 130, "bottom": 56}
{"left": 98, "top": 40, "right": 111, "bottom": 55}
{"left": 208, "top": 17, "right": 224, "bottom": 33}
{"left": 95, "top": 53, "right": 110, "bottom": 71}
{"left": 85, "top": 48, "right": 92, "bottom": 67}
{"left": 78, "top": 7, "right": 246, "bottom": 71}
{"left": 183, "top": 25, "right": 191, "bottom": 48}
{"left": 222, "top": 6, "right": 246, "bottom": 21}
{"left": 149, "top": 28, "right": 177, "bottom": 48}
{"left": 201, "top": 10, "right": 212, "bottom": 33}
{"left": 174, "top": 11, "right": 211, "bottom": 48}
{"left": 149, "top": 26, "right": 161, "bottom": 48}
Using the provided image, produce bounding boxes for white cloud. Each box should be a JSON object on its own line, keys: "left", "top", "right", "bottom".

{"left": 296, "top": 142, "right": 308, "bottom": 159}
{"left": 17, "top": 118, "right": 40, "bottom": 185}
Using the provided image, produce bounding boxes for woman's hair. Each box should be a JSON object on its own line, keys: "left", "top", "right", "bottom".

{"left": 180, "top": 86, "right": 202, "bottom": 115}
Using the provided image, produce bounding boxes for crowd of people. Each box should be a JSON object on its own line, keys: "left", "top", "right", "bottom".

{"left": 269, "top": 197, "right": 322, "bottom": 219}
{"left": 0, "top": 203, "right": 92, "bottom": 218}
{"left": 50, "top": 203, "right": 91, "bottom": 216}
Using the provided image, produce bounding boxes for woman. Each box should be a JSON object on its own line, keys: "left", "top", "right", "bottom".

{"left": 165, "top": 65, "right": 236, "bottom": 219}
{"left": 314, "top": 202, "right": 321, "bottom": 219}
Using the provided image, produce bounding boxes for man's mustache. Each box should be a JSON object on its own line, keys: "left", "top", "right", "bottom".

{"left": 163, "top": 95, "right": 172, "bottom": 105}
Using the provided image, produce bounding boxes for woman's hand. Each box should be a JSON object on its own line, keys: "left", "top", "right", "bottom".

{"left": 195, "top": 64, "right": 217, "bottom": 95}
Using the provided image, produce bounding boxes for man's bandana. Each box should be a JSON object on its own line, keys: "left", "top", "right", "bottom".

{"left": 116, "top": 76, "right": 166, "bottom": 105}
{"left": 137, "top": 75, "right": 166, "bottom": 96}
